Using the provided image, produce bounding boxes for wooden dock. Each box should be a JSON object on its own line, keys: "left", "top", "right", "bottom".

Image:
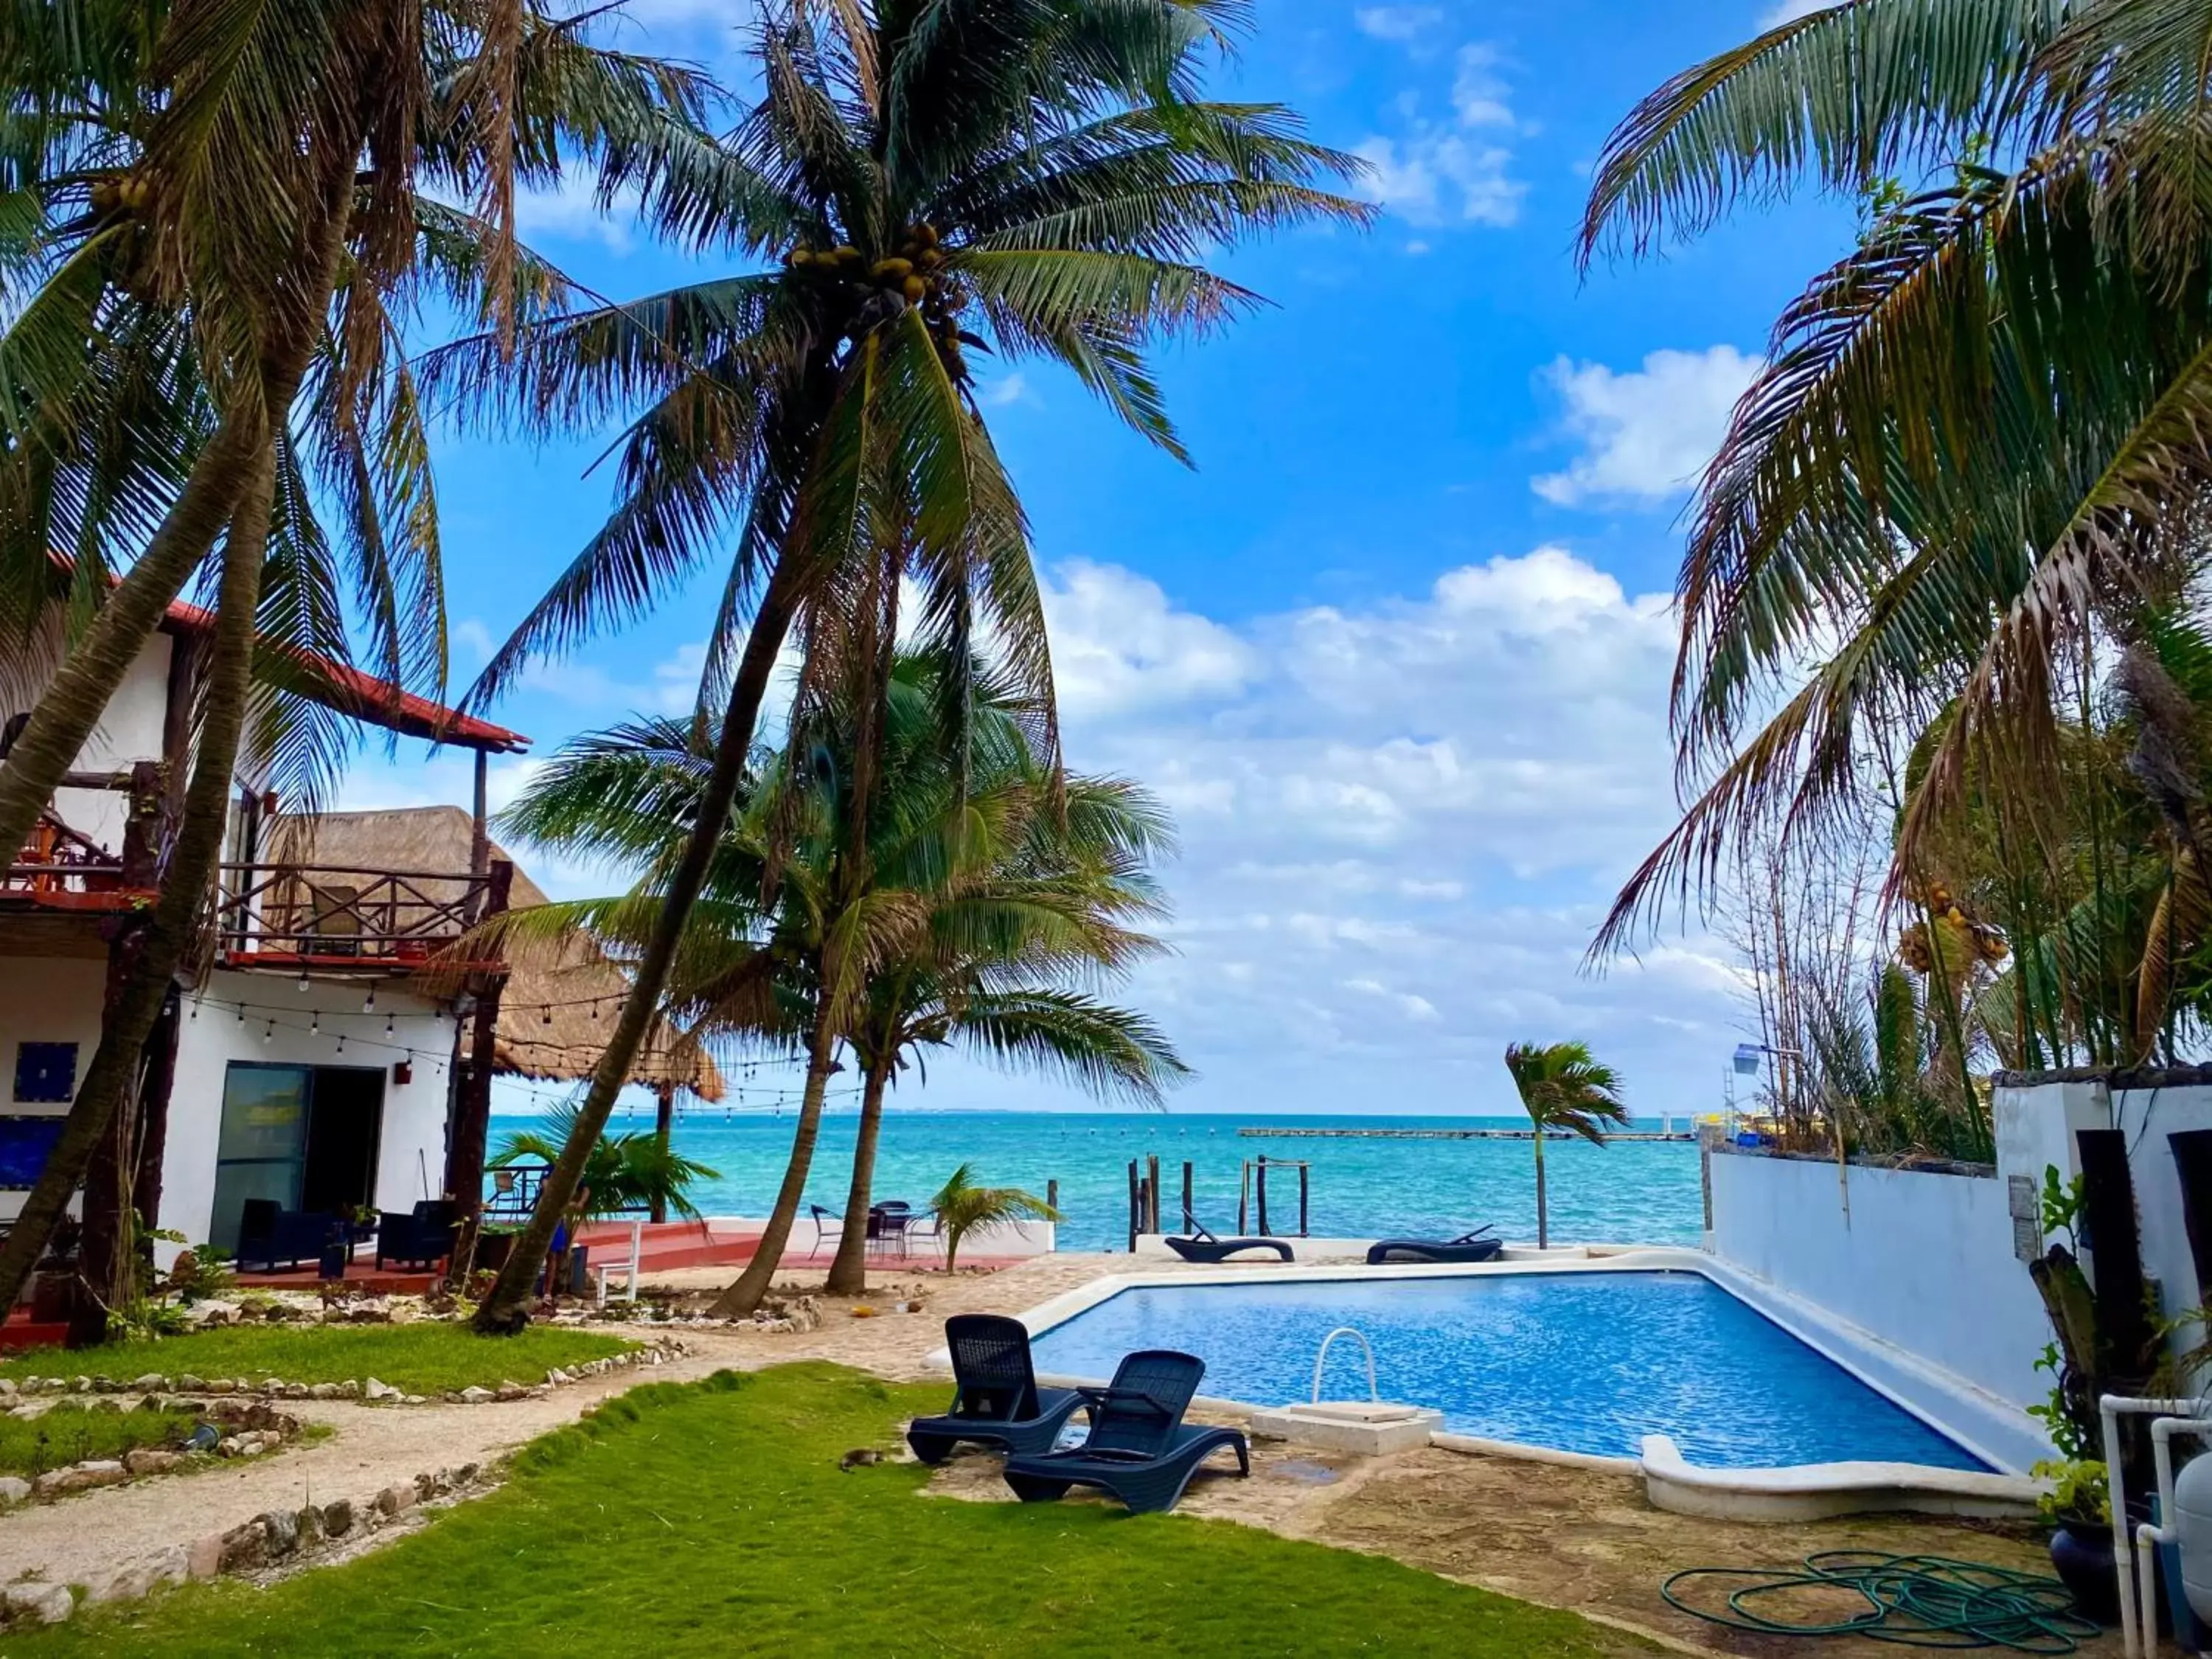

{"left": 1236, "top": 1127, "right": 1697, "bottom": 1142}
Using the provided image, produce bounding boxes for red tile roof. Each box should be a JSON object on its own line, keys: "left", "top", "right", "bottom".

{"left": 160, "top": 598, "right": 529, "bottom": 754}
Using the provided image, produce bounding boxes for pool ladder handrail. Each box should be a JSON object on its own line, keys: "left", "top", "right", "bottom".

{"left": 1311, "top": 1326, "right": 1379, "bottom": 1405}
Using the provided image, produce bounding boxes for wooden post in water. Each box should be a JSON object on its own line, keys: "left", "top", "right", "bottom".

{"left": 1145, "top": 1154, "right": 1161, "bottom": 1235}
{"left": 1047, "top": 1178, "right": 1059, "bottom": 1215}
{"left": 1237, "top": 1162, "right": 1248, "bottom": 1234}
{"left": 1298, "top": 1164, "right": 1310, "bottom": 1237}
{"left": 1181, "top": 1162, "right": 1194, "bottom": 1231}
{"left": 1256, "top": 1155, "right": 1270, "bottom": 1236}
{"left": 1127, "top": 1161, "right": 1140, "bottom": 1252}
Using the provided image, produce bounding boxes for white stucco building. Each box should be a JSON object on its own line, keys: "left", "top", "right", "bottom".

{"left": 1, "top": 594, "right": 530, "bottom": 1265}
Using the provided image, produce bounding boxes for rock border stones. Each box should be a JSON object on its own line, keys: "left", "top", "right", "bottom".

{"left": 0, "top": 1340, "right": 683, "bottom": 1411}
{"left": 0, "top": 1398, "right": 305, "bottom": 1509}
{"left": 0, "top": 1461, "right": 495, "bottom": 1627}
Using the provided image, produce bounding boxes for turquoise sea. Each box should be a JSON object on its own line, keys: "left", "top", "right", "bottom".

{"left": 488, "top": 1109, "right": 1704, "bottom": 1251}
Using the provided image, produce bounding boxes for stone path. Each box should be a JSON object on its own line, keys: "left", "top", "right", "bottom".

{"left": 0, "top": 1254, "right": 1138, "bottom": 1598}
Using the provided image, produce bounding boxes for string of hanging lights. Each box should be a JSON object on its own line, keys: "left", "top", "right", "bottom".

{"left": 181, "top": 991, "right": 837, "bottom": 1107}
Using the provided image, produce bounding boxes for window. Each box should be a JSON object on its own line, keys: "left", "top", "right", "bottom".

{"left": 12, "top": 1042, "right": 77, "bottom": 1104}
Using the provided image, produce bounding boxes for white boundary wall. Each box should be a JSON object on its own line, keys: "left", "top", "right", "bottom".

{"left": 1708, "top": 1148, "right": 2052, "bottom": 1413}
{"left": 1994, "top": 1074, "right": 2212, "bottom": 1344}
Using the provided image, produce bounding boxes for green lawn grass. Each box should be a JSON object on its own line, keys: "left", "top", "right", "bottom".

{"left": 12, "top": 1364, "right": 1640, "bottom": 1658}
{"left": 0, "top": 1403, "right": 201, "bottom": 1478}
{"left": 0, "top": 1324, "right": 634, "bottom": 1397}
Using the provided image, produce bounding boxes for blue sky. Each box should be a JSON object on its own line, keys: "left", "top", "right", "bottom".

{"left": 346, "top": 0, "right": 1863, "bottom": 1119}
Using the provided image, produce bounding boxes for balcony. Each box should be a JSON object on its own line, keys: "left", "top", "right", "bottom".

{"left": 214, "top": 862, "right": 504, "bottom": 976}
{"left": 2, "top": 810, "right": 137, "bottom": 912}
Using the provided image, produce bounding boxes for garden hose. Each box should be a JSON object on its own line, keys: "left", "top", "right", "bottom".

{"left": 1659, "top": 1552, "right": 2104, "bottom": 1652}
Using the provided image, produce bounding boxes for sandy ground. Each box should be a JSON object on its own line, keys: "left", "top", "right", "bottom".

{"left": 0, "top": 1254, "right": 2129, "bottom": 1656}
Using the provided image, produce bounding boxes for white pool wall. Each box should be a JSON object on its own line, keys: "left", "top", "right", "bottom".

{"left": 1706, "top": 1146, "right": 2051, "bottom": 1411}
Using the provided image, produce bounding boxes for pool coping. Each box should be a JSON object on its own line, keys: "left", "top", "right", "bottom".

{"left": 963, "top": 1246, "right": 2049, "bottom": 1523}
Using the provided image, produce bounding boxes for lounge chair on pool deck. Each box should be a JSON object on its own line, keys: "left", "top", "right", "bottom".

{"left": 1364, "top": 1227, "right": 1503, "bottom": 1265}
{"left": 905, "top": 1315, "right": 1085, "bottom": 1464}
{"left": 1161, "top": 1219, "right": 1293, "bottom": 1264}
{"left": 1001, "top": 1349, "right": 1248, "bottom": 1514}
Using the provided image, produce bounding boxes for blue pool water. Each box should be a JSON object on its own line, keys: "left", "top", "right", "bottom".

{"left": 1028, "top": 1270, "right": 1989, "bottom": 1471}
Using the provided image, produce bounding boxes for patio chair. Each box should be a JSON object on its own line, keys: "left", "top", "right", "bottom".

{"left": 237, "top": 1200, "right": 339, "bottom": 1273}
{"left": 905, "top": 1315, "right": 1085, "bottom": 1464}
{"left": 1160, "top": 1217, "right": 1293, "bottom": 1264}
{"left": 1364, "top": 1226, "right": 1503, "bottom": 1265}
{"left": 1001, "top": 1349, "right": 1248, "bottom": 1514}
{"left": 376, "top": 1200, "right": 459, "bottom": 1270}
{"left": 305, "top": 882, "right": 364, "bottom": 957}
{"left": 806, "top": 1203, "right": 843, "bottom": 1259}
{"left": 868, "top": 1200, "right": 915, "bottom": 1259}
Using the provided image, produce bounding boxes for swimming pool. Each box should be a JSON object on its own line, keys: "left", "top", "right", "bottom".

{"left": 1026, "top": 1269, "right": 1989, "bottom": 1472}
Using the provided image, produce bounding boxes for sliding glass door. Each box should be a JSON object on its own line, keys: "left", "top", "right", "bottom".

{"left": 210, "top": 1065, "right": 309, "bottom": 1252}
{"left": 209, "top": 1062, "right": 386, "bottom": 1253}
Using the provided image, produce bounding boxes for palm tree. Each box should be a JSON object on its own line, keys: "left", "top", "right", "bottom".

{"left": 1576, "top": 0, "right": 2212, "bottom": 967}
{"left": 1503, "top": 1042, "right": 1628, "bottom": 1250}
{"left": 821, "top": 763, "right": 1187, "bottom": 1293}
{"left": 0, "top": 1, "right": 731, "bottom": 1321}
{"left": 489, "top": 650, "right": 1186, "bottom": 1310}
{"left": 0, "top": 1, "right": 723, "bottom": 862}
{"left": 929, "top": 1164, "right": 1060, "bottom": 1275}
{"left": 445, "top": 0, "right": 1366, "bottom": 1333}
{"left": 493, "top": 1104, "right": 720, "bottom": 1224}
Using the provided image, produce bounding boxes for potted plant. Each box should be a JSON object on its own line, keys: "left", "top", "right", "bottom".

{"left": 489, "top": 1105, "right": 717, "bottom": 1299}
{"left": 2025, "top": 1166, "right": 2162, "bottom": 1626}
{"left": 28, "top": 1216, "right": 81, "bottom": 1324}
{"left": 2033, "top": 1447, "right": 2117, "bottom": 1623}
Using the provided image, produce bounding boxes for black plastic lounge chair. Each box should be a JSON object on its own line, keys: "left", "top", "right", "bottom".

{"left": 1161, "top": 1219, "right": 1293, "bottom": 1263}
{"left": 906, "top": 1315, "right": 1085, "bottom": 1464}
{"left": 1001, "top": 1349, "right": 1248, "bottom": 1514}
{"left": 1364, "top": 1226, "right": 1502, "bottom": 1265}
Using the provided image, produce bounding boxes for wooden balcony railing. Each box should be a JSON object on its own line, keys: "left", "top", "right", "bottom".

{"left": 215, "top": 862, "right": 502, "bottom": 970}
{"left": 4, "top": 810, "right": 128, "bottom": 905}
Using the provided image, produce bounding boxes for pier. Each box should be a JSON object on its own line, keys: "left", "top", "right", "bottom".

{"left": 1236, "top": 1126, "right": 1697, "bottom": 1142}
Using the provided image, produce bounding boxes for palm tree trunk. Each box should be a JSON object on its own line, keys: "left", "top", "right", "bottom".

{"left": 708, "top": 987, "right": 841, "bottom": 1319}
{"left": 0, "top": 450, "right": 276, "bottom": 1321}
{"left": 1533, "top": 1130, "right": 1548, "bottom": 1250}
{"left": 650, "top": 1082, "right": 675, "bottom": 1225}
{"left": 825, "top": 1053, "right": 891, "bottom": 1295}
{"left": 474, "top": 556, "right": 807, "bottom": 1333}
{"left": 0, "top": 407, "right": 263, "bottom": 873}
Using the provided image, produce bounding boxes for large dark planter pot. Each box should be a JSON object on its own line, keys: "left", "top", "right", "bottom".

{"left": 473, "top": 1231, "right": 515, "bottom": 1275}
{"left": 2051, "top": 1520, "right": 2121, "bottom": 1626}
{"left": 28, "top": 1271, "right": 75, "bottom": 1325}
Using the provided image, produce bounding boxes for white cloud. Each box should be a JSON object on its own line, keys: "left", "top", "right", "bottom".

{"left": 512, "top": 173, "right": 641, "bottom": 253}
{"left": 1354, "top": 4, "right": 1442, "bottom": 41}
{"left": 1354, "top": 41, "right": 1526, "bottom": 228}
{"left": 1531, "top": 345, "right": 1761, "bottom": 507}
{"left": 1040, "top": 560, "right": 1260, "bottom": 717}
{"left": 977, "top": 371, "right": 1034, "bottom": 409}
{"left": 1030, "top": 546, "right": 1740, "bottom": 1115}
{"left": 1355, "top": 133, "right": 1523, "bottom": 228}
{"left": 453, "top": 618, "right": 495, "bottom": 663}
{"left": 1450, "top": 43, "right": 1514, "bottom": 128}
{"left": 516, "top": 639, "right": 708, "bottom": 717}
{"left": 1760, "top": 0, "right": 1830, "bottom": 23}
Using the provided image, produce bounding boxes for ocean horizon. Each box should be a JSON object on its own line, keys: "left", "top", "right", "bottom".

{"left": 486, "top": 1107, "right": 1707, "bottom": 1252}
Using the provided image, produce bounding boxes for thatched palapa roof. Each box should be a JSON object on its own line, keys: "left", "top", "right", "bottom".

{"left": 268, "top": 807, "right": 722, "bottom": 1100}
